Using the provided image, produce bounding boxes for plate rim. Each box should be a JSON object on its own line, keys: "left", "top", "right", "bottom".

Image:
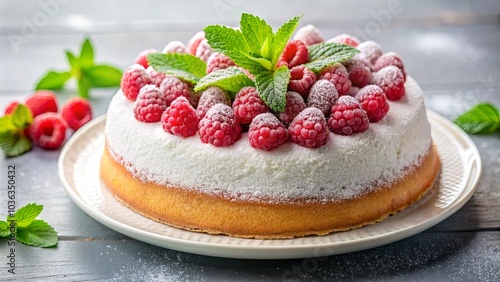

{"left": 58, "top": 110, "right": 482, "bottom": 259}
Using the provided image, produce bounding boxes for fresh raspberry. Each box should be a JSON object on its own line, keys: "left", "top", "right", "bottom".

{"left": 162, "top": 41, "right": 187, "bottom": 54}
{"left": 133, "top": 85, "right": 167, "bottom": 123}
{"left": 293, "top": 24, "right": 324, "bottom": 46}
{"left": 4, "top": 101, "right": 20, "bottom": 115}
{"left": 277, "top": 40, "right": 309, "bottom": 68}
{"left": 343, "top": 57, "right": 372, "bottom": 87}
{"left": 206, "top": 52, "right": 236, "bottom": 74}
{"left": 121, "top": 64, "right": 152, "bottom": 101}
{"left": 318, "top": 63, "right": 351, "bottom": 96}
{"left": 288, "top": 107, "right": 329, "bottom": 148}
{"left": 187, "top": 31, "right": 205, "bottom": 55}
{"left": 25, "top": 90, "right": 58, "bottom": 117}
{"left": 347, "top": 86, "right": 360, "bottom": 97}
{"left": 327, "top": 33, "right": 360, "bottom": 47}
{"left": 196, "top": 87, "right": 231, "bottom": 119}
{"left": 307, "top": 79, "right": 338, "bottom": 116}
{"left": 134, "top": 49, "right": 158, "bottom": 68}
{"left": 328, "top": 96, "right": 369, "bottom": 135}
{"left": 195, "top": 39, "right": 214, "bottom": 62}
{"left": 161, "top": 96, "right": 198, "bottom": 137}
{"left": 232, "top": 86, "right": 269, "bottom": 124}
{"left": 371, "top": 66, "right": 405, "bottom": 101}
{"left": 288, "top": 65, "right": 317, "bottom": 97}
{"left": 355, "top": 85, "right": 390, "bottom": 123}
{"left": 61, "top": 97, "right": 92, "bottom": 131}
{"left": 146, "top": 66, "right": 167, "bottom": 87}
{"left": 159, "top": 76, "right": 192, "bottom": 106}
{"left": 373, "top": 52, "right": 406, "bottom": 80}
{"left": 29, "top": 112, "right": 67, "bottom": 150}
{"left": 248, "top": 113, "right": 289, "bottom": 150}
{"left": 278, "top": 91, "right": 306, "bottom": 126}
{"left": 198, "top": 103, "right": 242, "bottom": 147}
{"left": 357, "top": 41, "right": 383, "bottom": 65}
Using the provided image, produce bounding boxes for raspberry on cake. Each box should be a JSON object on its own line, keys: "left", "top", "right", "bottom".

{"left": 162, "top": 41, "right": 187, "bottom": 54}
{"left": 100, "top": 13, "right": 440, "bottom": 239}
{"left": 328, "top": 33, "right": 360, "bottom": 47}
{"left": 134, "top": 49, "right": 158, "bottom": 68}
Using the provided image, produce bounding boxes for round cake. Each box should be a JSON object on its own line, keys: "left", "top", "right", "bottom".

{"left": 100, "top": 17, "right": 440, "bottom": 239}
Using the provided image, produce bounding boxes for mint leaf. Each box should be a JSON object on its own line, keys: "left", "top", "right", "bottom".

{"left": 0, "top": 133, "right": 32, "bottom": 158}
{"left": 14, "top": 203, "right": 43, "bottom": 228}
{"left": 16, "top": 220, "right": 57, "bottom": 248}
{"left": 194, "top": 67, "right": 254, "bottom": 95}
{"left": 66, "top": 50, "right": 79, "bottom": 70}
{"left": 78, "top": 76, "right": 91, "bottom": 99}
{"left": 454, "top": 103, "right": 500, "bottom": 134}
{"left": 85, "top": 64, "right": 122, "bottom": 87}
{"left": 35, "top": 70, "right": 72, "bottom": 90}
{"left": 308, "top": 42, "right": 360, "bottom": 61}
{"left": 271, "top": 15, "right": 301, "bottom": 67}
{"left": 255, "top": 66, "right": 290, "bottom": 112}
{"left": 240, "top": 13, "right": 273, "bottom": 55}
{"left": 148, "top": 53, "right": 207, "bottom": 84}
{"left": 12, "top": 104, "right": 33, "bottom": 129}
{"left": 305, "top": 49, "right": 360, "bottom": 73}
{"left": 80, "top": 37, "right": 94, "bottom": 68}
{"left": 0, "top": 221, "right": 8, "bottom": 238}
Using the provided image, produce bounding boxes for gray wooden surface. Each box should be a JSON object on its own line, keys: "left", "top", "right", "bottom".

{"left": 1, "top": 0, "right": 499, "bottom": 281}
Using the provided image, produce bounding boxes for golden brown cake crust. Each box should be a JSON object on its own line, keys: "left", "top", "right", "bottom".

{"left": 100, "top": 144, "right": 440, "bottom": 239}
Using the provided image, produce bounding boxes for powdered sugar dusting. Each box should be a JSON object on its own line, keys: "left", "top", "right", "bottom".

{"left": 104, "top": 77, "right": 431, "bottom": 204}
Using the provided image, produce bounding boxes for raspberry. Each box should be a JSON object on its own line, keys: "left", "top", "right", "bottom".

{"left": 357, "top": 41, "right": 383, "bottom": 65}
{"left": 187, "top": 31, "right": 205, "bottom": 55}
{"left": 232, "top": 86, "right": 269, "bottom": 124}
{"left": 161, "top": 96, "right": 198, "bottom": 137}
{"left": 146, "top": 66, "right": 167, "bottom": 87}
{"left": 288, "top": 65, "right": 317, "bottom": 97}
{"left": 355, "top": 85, "right": 390, "bottom": 123}
{"left": 25, "top": 90, "right": 58, "bottom": 117}
{"left": 371, "top": 66, "right": 405, "bottom": 101}
{"left": 327, "top": 33, "right": 360, "bottom": 47}
{"left": 4, "top": 101, "right": 20, "bottom": 115}
{"left": 195, "top": 39, "right": 214, "bottom": 62}
{"left": 162, "top": 41, "right": 187, "bottom": 54}
{"left": 121, "top": 64, "right": 152, "bottom": 101}
{"left": 198, "top": 103, "right": 242, "bottom": 147}
{"left": 328, "top": 96, "right": 369, "bottom": 135}
{"left": 196, "top": 87, "right": 231, "bottom": 119}
{"left": 307, "top": 79, "right": 338, "bottom": 116}
{"left": 278, "top": 91, "right": 306, "bottom": 126}
{"left": 343, "top": 57, "right": 372, "bottom": 87}
{"left": 277, "top": 40, "right": 309, "bottom": 68}
{"left": 318, "top": 63, "right": 351, "bottom": 96}
{"left": 133, "top": 85, "right": 167, "bottom": 123}
{"left": 159, "top": 76, "right": 192, "bottom": 106}
{"left": 248, "top": 113, "right": 289, "bottom": 150}
{"left": 29, "top": 112, "right": 67, "bottom": 150}
{"left": 373, "top": 52, "right": 406, "bottom": 80}
{"left": 61, "top": 97, "right": 92, "bottom": 131}
{"left": 206, "top": 52, "right": 236, "bottom": 74}
{"left": 134, "top": 49, "right": 158, "bottom": 68}
{"left": 293, "top": 24, "right": 324, "bottom": 46}
{"left": 288, "top": 107, "right": 329, "bottom": 148}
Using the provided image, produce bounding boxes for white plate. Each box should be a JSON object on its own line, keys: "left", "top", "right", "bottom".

{"left": 58, "top": 111, "right": 481, "bottom": 259}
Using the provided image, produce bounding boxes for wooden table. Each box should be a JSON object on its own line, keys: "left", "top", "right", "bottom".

{"left": 1, "top": 0, "right": 499, "bottom": 280}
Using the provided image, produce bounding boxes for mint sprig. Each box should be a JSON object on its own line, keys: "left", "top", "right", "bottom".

{"left": 35, "top": 37, "right": 122, "bottom": 98}
{"left": 306, "top": 42, "right": 360, "bottom": 73}
{"left": 454, "top": 103, "right": 500, "bottom": 134}
{"left": 0, "top": 203, "right": 57, "bottom": 248}
{"left": 0, "top": 104, "right": 33, "bottom": 157}
{"left": 147, "top": 53, "right": 207, "bottom": 84}
{"left": 194, "top": 67, "right": 254, "bottom": 95}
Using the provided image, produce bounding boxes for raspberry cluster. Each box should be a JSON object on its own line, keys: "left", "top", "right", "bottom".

{"left": 118, "top": 27, "right": 407, "bottom": 150}
{"left": 3, "top": 91, "right": 93, "bottom": 150}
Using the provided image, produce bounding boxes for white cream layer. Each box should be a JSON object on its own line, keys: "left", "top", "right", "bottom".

{"left": 104, "top": 77, "right": 432, "bottom": 203}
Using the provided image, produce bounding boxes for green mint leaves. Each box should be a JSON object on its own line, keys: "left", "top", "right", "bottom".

{"left": 0, "top": 104, "right": 33, "bottom": 157}
{"left": 35, "top": 37, "right": 122, "bottom": 98}
{"left": 306, "top": 42, "right": 360, "bottom": 73}
{"left": 0, "top": 203, "right": 57, "bottom": 248}
{"left": 454, "top": 103, "right": 500, "bottom": 134}
{"left": 194, "top": 67, "right": 254, "bottom": 95}
{"left": 147, "top": 53, "right": 207, "bottom": 84}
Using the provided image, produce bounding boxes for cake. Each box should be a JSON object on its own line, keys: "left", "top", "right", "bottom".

{"left": 100, "top": 14, "right": 440, "bottom": 239}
